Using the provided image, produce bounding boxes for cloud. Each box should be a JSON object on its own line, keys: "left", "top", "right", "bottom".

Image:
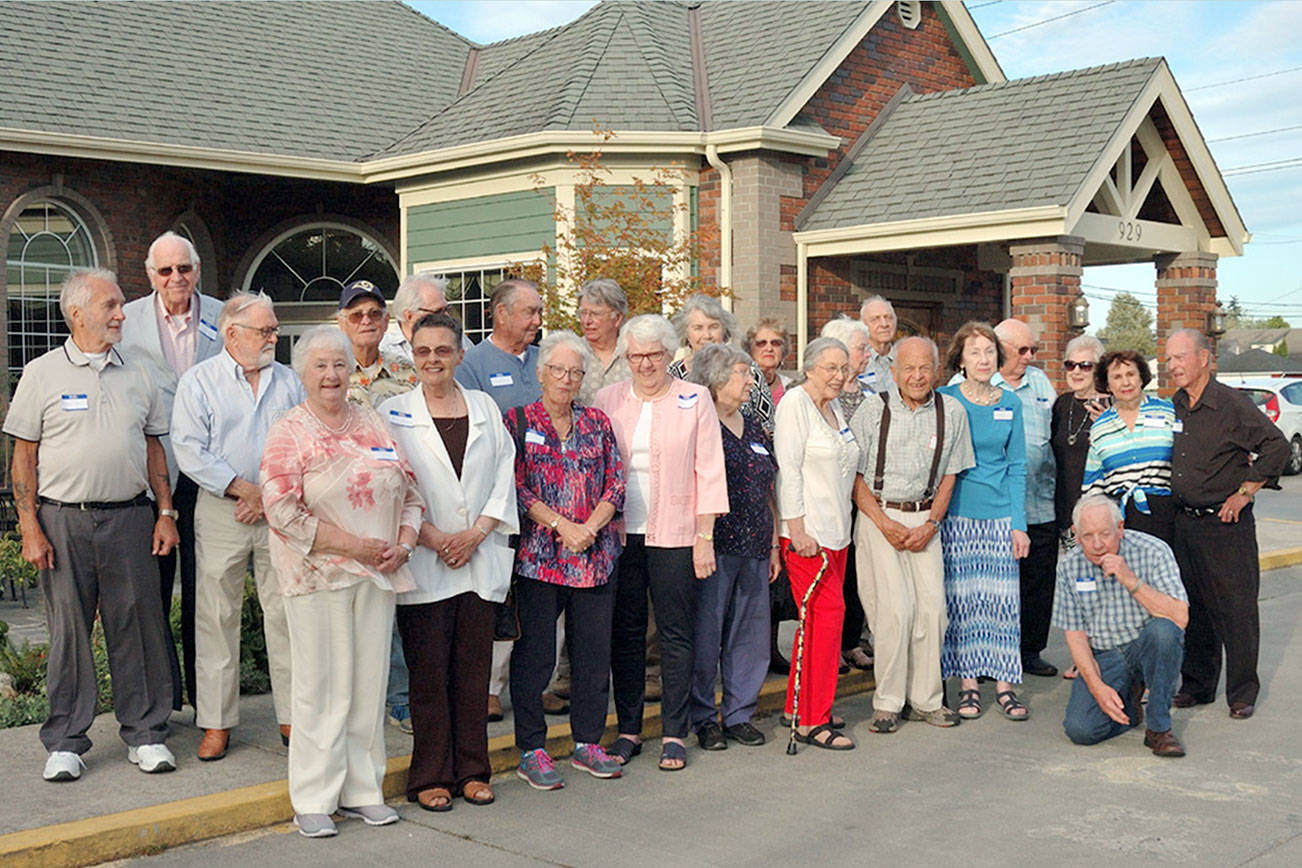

{"left": 408, "top": 1, "right": 597, "bottom": 43}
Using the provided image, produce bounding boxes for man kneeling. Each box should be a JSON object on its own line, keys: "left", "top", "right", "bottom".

{"left": 1052, "top": 495, "right": 1188, "bottom": 757}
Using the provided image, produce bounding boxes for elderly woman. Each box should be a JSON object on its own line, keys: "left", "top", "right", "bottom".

{"left": 1082, "top": 350, "right": 1176, "bottom": 544}
{"left": 594, "top": 314, "right": 729, "bottom": 771}
{"left": 378, "top": 313, "right": 518, "bottom": 812}
{"left": 686, "top": 343, "right": 780, "bottom": 750}
{"left": 745, "top": 317, "right": 791, "bottom": 407}
{"left": 576, "top": 278, "right": 631, "bottom": 403}
{"left": 774, "top": 336, "right": 860, "bottom": 750}
{"left": 504, "top": 331, "right": 626, "bottom": 790}
{"left": 260, "top": 325, "right": 424, "bottom": 838}
{"left": 1052, "top": 335, "right": 1109, "bottom": 546}
{"left": 669, "top": 293, "right": 774, "bottom": 433}
{"left": 938, "top": 321, "right": 1031, "bottom": 721}
{"left": 820, "top": 316, "right": 875, "bottom": 421}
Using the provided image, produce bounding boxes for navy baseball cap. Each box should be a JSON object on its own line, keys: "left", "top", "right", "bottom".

{"left": 338, "top": 280, "right": 387, "bottom": 310}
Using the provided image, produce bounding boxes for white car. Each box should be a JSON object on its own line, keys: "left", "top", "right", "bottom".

{"left": 1218, "top": 374, "right": 1302, "bottom": 476}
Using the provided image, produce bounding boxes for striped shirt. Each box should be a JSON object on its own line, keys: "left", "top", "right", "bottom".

{"left": 1081, "top": 395, "right": 1175, "bottom": 516}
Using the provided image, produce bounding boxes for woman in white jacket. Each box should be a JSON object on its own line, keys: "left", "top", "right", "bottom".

{"left": 379, "top": 312, "right": 518, "bottom": 812}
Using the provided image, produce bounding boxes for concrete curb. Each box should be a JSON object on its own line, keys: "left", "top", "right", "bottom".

{"left": 1260, "top": 546, "right": 1302, "bottom": 572}
{"left": 0, "top": 670, "right": 874, "bottom": 867}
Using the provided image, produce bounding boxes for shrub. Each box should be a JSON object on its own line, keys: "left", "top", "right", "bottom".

{"left": 0, "top": 533, "right": 39, "bottom": 589}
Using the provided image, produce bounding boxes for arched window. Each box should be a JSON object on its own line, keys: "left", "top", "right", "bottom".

{"left": 244, "top": 222, "right": 398, "bottom": 305}
{"left": 5, "top": 200, "right": 98, "bottom": 377}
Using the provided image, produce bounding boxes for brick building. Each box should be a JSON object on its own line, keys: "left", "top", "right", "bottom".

{"left": 2, "top": 0, "right": 1247, "bottom": 403}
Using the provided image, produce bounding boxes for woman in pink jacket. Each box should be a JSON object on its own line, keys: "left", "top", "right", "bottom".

{"left": 594, "top": 314, "right": 729, "bottom": 771}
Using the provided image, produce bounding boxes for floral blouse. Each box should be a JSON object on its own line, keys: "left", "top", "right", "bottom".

{"left": 506, "top": 401, "right": 626, "bottom": 588}
{"left": 261, "top": 403, "right": 425, "bottom": 597}
{"left": 716, "top": 414, "right": 777, "bottom": 559}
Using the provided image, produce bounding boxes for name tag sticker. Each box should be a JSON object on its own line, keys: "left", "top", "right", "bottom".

{"left": 928, "top": 433, "right": 938, "bottom": 450}
{"left": 993, "top": 408, "right": 1014, "bottom": 421}
{"left": 1075, "top": 577, "right": 1098, "bottom": 593}
{"left": 489, "top": 372, "right": 514, "bottom": 388}
{"left": 861, "top": 371, "right": 877, "bottom": 381}
{"left": 1172, "top": 419, "right": 1184, "bottom": 433}
{"left": 1036, "top": 396, "right": 1051, "bottom": 405}
{"left": 677, "top": 392, "right": 699, "bottom": 410}
{"left": 370, "top": 447, "right": 398, "bottom": 461}
{"left": 839, "top": 426, "right": 855, "bottom": 443}
{"left": 1142, "top": 415, "right": 1167, "bottom": 429}
{"left": 524, "top": 429, "right": 546, "bottom": 446}
{"left": 387, "top": 410, "right": 415, "bottom": 427}
{"left": 198, "top": 318, "right": 218, "bottom": 341}
{"left": 60, "top": 393, "right": 89, "bottom": 411}
{"left": 749, "top": 441, "right": 770, "bottom": 456}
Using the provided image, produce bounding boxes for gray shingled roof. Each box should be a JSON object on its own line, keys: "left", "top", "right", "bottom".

{"left": 0, "top": 0, "right": 470, "bottom": 161}
{"left": 799, "top": 59, "right": 1165, "bottom": 231}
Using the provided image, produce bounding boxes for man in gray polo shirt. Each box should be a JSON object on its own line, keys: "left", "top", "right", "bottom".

{"left": 5, "top": 268, "right": 180, "bottom": 781}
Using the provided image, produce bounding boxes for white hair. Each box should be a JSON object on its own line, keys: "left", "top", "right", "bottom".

{"left": 145, "top": 231, "right": 200, "bottom": 269}
{"left": 617, "top": 314, "right": 678, "bottom": 359}
{"left": 577, "top": 278, "right": 628, "bottom": 318}
{"left": 820, "top": 316, "right": 869, "bottom": 347}
{"left": 394, "top": 270, "right": 449, "bottom": 317}
{"left": 801, "top": 336, "right": 849, "bottom": 373}
{"left": 1072, "top": 493, "right": 1123, "bottom": 528}
{"left": 218, "top": 291, "right": 274, "bottom": 334}
{"left": 671, "top": 293, "right": 736, "bottom": 346}
{"left": 860, "top": 295, "right": 895, "bottom": 318}
{"left": 291, "top": 325, "right": 354, "bottom": 376}
{"left": 1168, "top": 327, "right": 1210, "bottom": 352}
{"left": 59, "top": 267, "right": 118, "bottom": 325}
{"left": 687, "top": 342, "right": 752, "bottom": 399}
{"left": 1064, "top": 334, "right": 1105, "bottom": 361}
{"left": 538, "top": 330, "right": 593, "bottom": 370}
{"left": 894, "top": 334, "right": 939, "bottom": 367}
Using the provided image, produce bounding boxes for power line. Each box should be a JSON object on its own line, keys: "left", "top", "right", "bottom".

{"left": 1223, "top": 156, "right": 1302, "bottom": 177}
{"left": 987, "top": 0, "right": 1116, "bottom": 39}
{"left": 967, "top": 1, "right": 1003, "bottom": 9}
{"left": 1207, "top": 124, "right": 1302, "bottom": 144}
{"left": 1186, "top": 64, "right": 1302, "bottom": 92}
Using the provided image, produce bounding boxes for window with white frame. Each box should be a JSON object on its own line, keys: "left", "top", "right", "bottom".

{"left": 433, "top": 264, "right": 511, "bottom": 345}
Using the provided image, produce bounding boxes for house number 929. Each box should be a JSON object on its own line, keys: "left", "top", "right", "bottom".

{"left": 1118, "top": 221, "right": 1142, "bottom": 241}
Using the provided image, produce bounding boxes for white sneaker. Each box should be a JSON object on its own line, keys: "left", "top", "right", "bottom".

{"left": 43, "top": 751, "right": 85, "bottom": 782}
{"left": 128, "top": 743, "right": 177, "bottom": 773}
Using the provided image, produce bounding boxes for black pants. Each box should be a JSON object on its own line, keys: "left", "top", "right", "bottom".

{"left": 156, "top": 472, "right": 198, "bottom": 709}
{"left": 1019, "top": 522, "right": 1059, "bottom": 659}
{"left": 1173, "top": 508, "right": 1260, "bottom": 706}
{"left": 1124, "top": 493, "right": 1175, "bottom": 547}
{"left": 611, "top": 536, "right": 697, "bottom": 739}
{"left": 841, "top": 541, "right": 866, "bottom": 652}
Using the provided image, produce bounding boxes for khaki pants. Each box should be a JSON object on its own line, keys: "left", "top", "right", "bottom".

{"left": 194, "top": 489, "right": 292, "bottom": 729}
{"left": 854, "top": 508, "right": 946, "bottom": 714}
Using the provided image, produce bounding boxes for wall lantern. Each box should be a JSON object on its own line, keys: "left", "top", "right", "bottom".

{"left": 1068, "top": 295, "right": 1090, "bottom": 331}
{"left": 1207, "top": 302, "right": 1227, "bottom": 338}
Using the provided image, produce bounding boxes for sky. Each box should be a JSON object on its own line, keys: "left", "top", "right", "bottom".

{"left": 408, "top": 0, "right": 1302, "bottom": 330}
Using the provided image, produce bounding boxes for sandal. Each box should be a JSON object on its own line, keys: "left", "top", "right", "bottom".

{"left": 794, "top": 723, "right": 855, "bottom": 751}
{"left": 1063, "top": 665, "right": 1078, "bottom": 680}
{"left": 658, "top": 741, "right": 687, "bottom": 771}
{"left": 413, "top": 787, "right": 453, "bottom": 812}
{"left": 461, "top": 780, "right": 494, "bottom": 805}
{"left": 608, "top": 736, "right": 642, "bottom": 766}
{"left": 956, "top": 689, "right": 983, "bottom": 719}
{"left": 995, "top": 690, "right": 1030, "bottom": 721}
{"left": 869, "top": 711, "right": 898, "bottom": 734}
{"left": 780, "top": 713, "right": 846, "bottom": 730}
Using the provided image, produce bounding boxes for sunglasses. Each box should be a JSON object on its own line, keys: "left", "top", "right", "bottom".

{"left": 753, "top": 338, "right": 785, "bottom": 348}
{"left": 345, "top": 308, "right": 386, "bottom": 324}
{"left": 152, "top": 263, "right": 195, "bottom": 277}
{"left": 1063, "top": 360, "right": 1095, "bottom": 372}
{"left": 1013, "top": 344, "right": 1038, "bottom": 356}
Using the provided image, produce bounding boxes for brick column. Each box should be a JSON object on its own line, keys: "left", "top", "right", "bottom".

{"left": 1007, "top": 235, "right": 1085, "bottom": 389}
{"left": 1155, "top": 251, "right": 1218, "bottom": 392}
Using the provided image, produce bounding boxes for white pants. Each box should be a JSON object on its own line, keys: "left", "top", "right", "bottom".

{"left": 854, "top": 508, "right": 947, "bottom": 714}
{"left": 284, "top": 580, "right": 394, "bottom": 815}
{"left": 194, "top": 489, "right": 292, "bottom": 729}
{"left": 490, "top": 640, "right": 511, "bottom": 699}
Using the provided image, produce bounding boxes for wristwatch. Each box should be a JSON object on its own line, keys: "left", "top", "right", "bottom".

{"left": 1236, "top": 485, "right": 1253, "bottom": 499}
{"left": 1127, "top": 575, "right": 1145, "bottom": 595}
{"left": 697, "top": 531, "right": 714, "bottom": 542}
{"left": 550, "top": 517, "right": 560, "bottom": 530}
{"left": 398, "top": 542, "right": 415, "bottom": 560}
{"left": 926, "top": 518, "right": 941, "bottom": 531}
{"left": 159, "top": 508, "right": 179, "bottom": 520}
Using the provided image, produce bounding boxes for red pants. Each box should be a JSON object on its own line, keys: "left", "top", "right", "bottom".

{"left": 782, "top": 542, "right": 848, "bottom": 726}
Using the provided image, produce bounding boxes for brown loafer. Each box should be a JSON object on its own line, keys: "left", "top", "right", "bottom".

{"left": 487, "top": 694, "right": 504, "bottom": 722}
{"left": 1172, "top": 691, "right": 1211, "bottom": 709}
{"left": 415, "top": 787, "right": 453, "bottom": 812}
{"left": 1143, "top": 728, "right": 1186, "bottom": 757}
{"left": 461, "top": 780, "right": 495, "bottom": 806}
{"left": 279, "top": 724, "right": 291, "bottom": 746}
{"left": 1229, "top": 702, "right": 1255, "bottom": 719}
{"left": 541, "top": 691, "right": 570, "bottom": 716}
{"left": 197, "top": 728, "right": 229, "bottom": 761}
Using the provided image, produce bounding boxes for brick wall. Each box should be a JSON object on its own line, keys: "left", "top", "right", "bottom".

{"left": 1155, "top": 251, "right": 1218, "bottom": 391}
{"left": 1008, "top": 236, "right": 1085, "bottom": 389}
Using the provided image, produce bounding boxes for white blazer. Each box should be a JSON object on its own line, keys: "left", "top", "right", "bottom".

{"left": 379, "top": 384, "right": 519, "bottom": 605}
{"left": 120, "top": 291, "right": 225, "bottom": 486}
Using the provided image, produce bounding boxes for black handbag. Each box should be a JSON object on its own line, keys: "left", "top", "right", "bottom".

{"left": 493, "top": 406, "right": 529, "bottom": 642}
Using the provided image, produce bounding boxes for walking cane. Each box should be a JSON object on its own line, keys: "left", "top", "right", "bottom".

{"left": 787, "top": 547, "right": 830, "bottom": 756}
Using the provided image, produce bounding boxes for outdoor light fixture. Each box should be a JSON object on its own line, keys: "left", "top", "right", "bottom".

{"left": 1207, "top": 302, "right": 1226, "bottom": 338}
{"left": 1068, "top": 295, "right": 1090, "bottom": 331}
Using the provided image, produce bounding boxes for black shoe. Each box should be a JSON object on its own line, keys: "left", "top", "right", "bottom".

{"left": 696, "top": 721, "right": 727, "bottom": 751}
{"left": 1022, "top": 655, "right": 1058, "bottom": 678}
{"left": 723, "top": 722, "right": 766, "bottom": 747}
{"left": 1173, "top": 691, "right": 1214, "bottom": 709}
{"left": 769, "top": 650, "right": 790, "bottom": 676}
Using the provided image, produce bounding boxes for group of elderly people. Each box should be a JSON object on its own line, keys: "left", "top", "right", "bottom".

{"left": 11, "top": 242, "right": 1289, "bottom": 838}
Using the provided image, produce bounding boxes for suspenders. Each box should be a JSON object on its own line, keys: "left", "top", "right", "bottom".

{"left": 871, "top": 392, "right": 945, "bottom": 500}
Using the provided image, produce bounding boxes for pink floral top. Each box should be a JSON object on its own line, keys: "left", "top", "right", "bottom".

{"left": 261, "top": 403, "right": 425, "bottom": 597}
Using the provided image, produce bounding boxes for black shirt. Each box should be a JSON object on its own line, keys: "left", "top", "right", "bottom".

{"left": 1172, "top": 378, "right": 1289, "bottom": 508}
{"left": 1050, "top": 393, "right": 1094, "bottom": 532}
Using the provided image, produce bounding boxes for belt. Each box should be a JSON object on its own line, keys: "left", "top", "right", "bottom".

{"left": 39, "top": 492, "right": 150, "bottom": 511}
{"left": 880, "top": 498, "right": 934, "bottom": 513}
{"left": 1179, "top": 504, "right": 1219, "bottom": 518}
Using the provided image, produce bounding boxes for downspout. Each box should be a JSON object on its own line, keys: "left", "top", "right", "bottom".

{"left": 704, "top": 145, "right": 732, "bottom": 311}
{"left": 797, "top": 241, "right": 808, "bottom": 366}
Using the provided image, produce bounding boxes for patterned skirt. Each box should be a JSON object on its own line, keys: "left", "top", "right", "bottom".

{"left": 940, "top": 515, "right": 1022, "bottom": 682}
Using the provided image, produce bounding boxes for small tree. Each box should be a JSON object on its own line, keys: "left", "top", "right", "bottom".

{"left": 1097, "top": 291, "right": 1156, "bottom": 357}
{"left": 515, "top": 129, "right": 722, "bottom": 332}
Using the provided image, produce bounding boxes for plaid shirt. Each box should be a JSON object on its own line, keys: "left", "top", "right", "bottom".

{"left": 994, "top": 366, "right": 1056, "bottom": 525}
{"left": 849, "top": 391, "right": 974, "bottom": 502}
{"left": 1051, "top": 529, "right": 1187, "bottom": 650}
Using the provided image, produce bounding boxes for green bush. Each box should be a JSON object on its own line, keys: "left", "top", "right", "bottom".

{"left": 0, "top": 533, "right": 39, "bottom": 589}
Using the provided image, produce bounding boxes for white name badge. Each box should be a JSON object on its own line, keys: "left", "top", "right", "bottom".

{"left": 859, "top": 371, "right": 877, "bottom": 382}
{"left": 1172, "top": 419, "right": 1185, "bottom": 433}
{"left": 60, "top": 393, "right": 89, "bottom": 411}
{"left": 387, "top": 410, "right": 415, "bottom": 427}
{"left": 928, "top": 433, "right": 938, "bottom": 450}
{"left": 1142, "top": 415, "right": 1167, "bottom": 429}
{"left": 198, "top": 318, "right": 219, "bottom": 341}
{"left": 677, "top": 392, "right": 699, "bottom": 410}
{"left": 1036, "top": 396, "right": 1051, "bottom": 405}
{"left": 370, "top": 447, "right": 398, "bottom": 461}
{"left": 993, "top": 408, "right": 1014, "bottom": 421}
{"left": 525, "top": 429, "right": 546, "bottom": 446}
{"left": 489, "top": 372, "right": 514, "bottom": 388}
{"left": 839, "top": 426, "right": 855, "bottom": 443}
{"left": 1075, "top": 577, "right": 1098, "bottom": 593}
{"left": 749, "top": 441, "right": 770, "bottom": 456}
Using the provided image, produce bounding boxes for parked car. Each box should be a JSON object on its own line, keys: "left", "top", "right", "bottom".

{"left": 1217, "top": 374, "right": 1302, "bottom": 475}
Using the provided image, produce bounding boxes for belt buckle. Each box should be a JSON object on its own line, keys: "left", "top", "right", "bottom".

{"left": 79, "top": 501, "right": 91, "bottom": 512}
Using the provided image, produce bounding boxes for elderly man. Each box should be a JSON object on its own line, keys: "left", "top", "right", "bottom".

{"left": 121, "top": 231, "right": 224, "bottom": 712}
{"left": 1055, "top": 495, "right": 1188, "bottom": 756}
{"left": 1166, "top": 329, "right": 1288, "bottom": 719}
{"left": 993, "top": 318, "right": 1059, "bottom": 678}
{"left": 172, "top": 292, "right": 304, "bottom": 761}
{"left": 577, "top": 277, "right": 631, "bottom": 403}
{"left": 858, "top": 295, "right": 897, "bottom": 395}
{"left": 380, "top": 270, "right": 471, "bottom": 362}
{"left": 336, "top": 280, "right": 417, "bottom": 407}
{"left": 5, "top": 268, "right": 179, "bottom": 780}
{"left": 849, "top": 336, "right": 973, "bottom": 732}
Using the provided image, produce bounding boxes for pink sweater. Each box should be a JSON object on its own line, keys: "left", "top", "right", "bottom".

{"left": 594, "top": 379, "right": 729, "bottom": 547}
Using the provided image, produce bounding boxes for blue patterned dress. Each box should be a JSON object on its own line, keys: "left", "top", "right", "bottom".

{"left": 937, "top": 384, "right": 1027, "bottom": 682}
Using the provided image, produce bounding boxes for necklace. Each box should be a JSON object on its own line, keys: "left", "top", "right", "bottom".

{"left": 961, "top": 380, "right": 1001, "bottom": 406}
{"left": 1065, "top": 397, "right": 1092, "bottom": 446}
{"left": 307, "top": 402, "right": 354, "bottom": 434}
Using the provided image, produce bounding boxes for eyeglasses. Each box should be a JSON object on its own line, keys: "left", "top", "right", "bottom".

{"left": 816, "top": 364, "right": 851, "bottom": 376}
{"left": 345, "top": 308, "right": 387, "bottom": 324}
{"left": 627, "top": 350, "right": 667, "bottom": 367}
{"left": 415, "top": 306, "right": 449, "bottom": 317}
{"left": 413, "top": 345, "right": 458, "bottom": 359}
{"left": 1063, "top": 360, "right": 1096, "bottom": 372}
{"left": 152, "top": 264, "right": 195, "bottom": 277}
{"left": 753, "top": 338, "right": 785, "bottom": 349}
{"left": 578, "top": 307, "right": 615, "bottom": 321}
{"left": 1013, "top": 344, "right": 1038, "bottom": 356}
{"left": 544, "top": 363, "right": 585, "bottom": 382}
{"left": 232, "top": 323, "right": 279, "bottom": 340}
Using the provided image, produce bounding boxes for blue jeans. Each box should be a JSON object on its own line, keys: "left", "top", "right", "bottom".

{"left": 386, "top": 622, "right": 409, "bottom": 709}
{"left": 1064, "top": 617, "right": 1183, "bottom": 744}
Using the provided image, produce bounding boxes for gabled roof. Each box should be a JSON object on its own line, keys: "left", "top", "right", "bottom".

{"left": 1217, "top": 348, "right": 1302, "bottom": 374}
